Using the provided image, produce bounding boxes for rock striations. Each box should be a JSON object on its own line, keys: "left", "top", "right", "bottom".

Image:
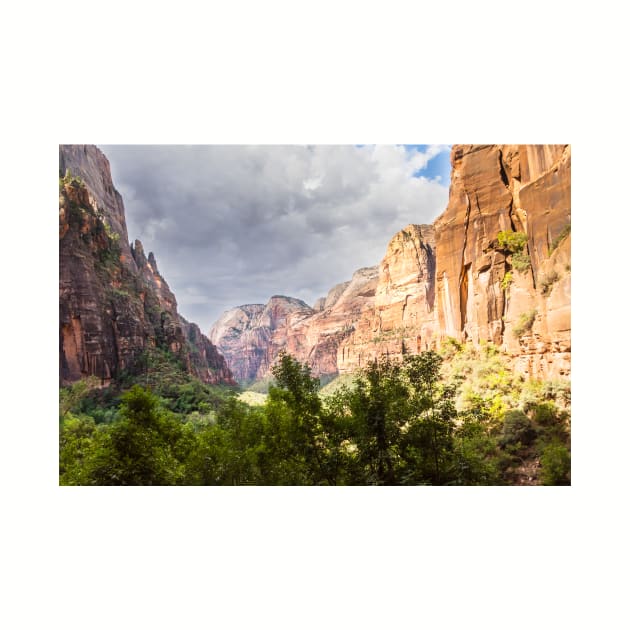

{"left": 211, "top": 144, "right": 571, "bottom": 384}
{"left": 210, "top": 267, "right": 379, "bottom": 383}
{"left": 59, "top": 144, "right": 235, "bottom": 387}
{"left": 209, "top": 297, "right": 314, "bottom": 383}
{"left": 432, "top": 144, "right": 571, "bottom": 380}
{"left": 337, "top": 224, "right": 437, "bottom": 372}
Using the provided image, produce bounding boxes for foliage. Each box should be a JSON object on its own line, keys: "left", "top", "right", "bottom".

{"left": 539, "top": 441, "right": 571, "bottom": 485}
{"left": 265, "top": 352, "right": 334, "bottom": 484}
{"left": 59, "top": 347, "right": 570, "bottom": 485}
{"left": 501, "top": 271, "right": 513, "bottom": 291}
{"left": 245, "top": 375, "right": 274, "bottom": 394}
{"left": 499, "top": 409, "right": 538, "bottom": 447}
{"left": 497, "top": 230, "right": 528, "bottom": 253}
{"left": 440, "top": 336, "right": 463, "bottom": 361}
{"left": 497, "top": 230, "right": 531, "bottom": 273}
{"left": 66, "top": 199, "right": 86, "bottom": 227}
{"left": 238, "top": 391, "right": 268, "bottom": 406}
{"left": 511, "top": 251, "right": 531, "bottom": 273}
{"left": 60, "top": 168, "right": 84, "bottom": 189}
{"left": 86, "top": 386, "right": 189, "bottom": 485}
{"left": 539, "top": 270, "right": 560, "bottom": 295}
{"left": 513, "top": 310, "right": 537, "bottom": 338}
{"left": 59, "top": 414, "right": 98, "bottom": 485}
{"left": 59, "top": 376, "right": 101, "bottom": 419}
{"left": 451, "top": 417, "right": 501, "bottom": 485}
{"left": 372, "top": 325, "right": 412, "bottom": 343}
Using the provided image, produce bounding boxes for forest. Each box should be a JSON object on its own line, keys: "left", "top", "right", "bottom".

{"left": 59, "top": 341, "right": 570, "bottom": 485}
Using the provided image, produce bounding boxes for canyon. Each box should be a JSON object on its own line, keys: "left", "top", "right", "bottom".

{"left": 59, "top": 145, "right": 235, "bottom": 386}
{"left": 210, "top": 145, "right": 570, "bottom": 384}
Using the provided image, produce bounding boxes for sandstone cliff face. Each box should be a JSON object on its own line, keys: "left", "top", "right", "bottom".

{"left": 337, "top": 225, "right": 437, "bottom": 372}
{"left": 286, "top": 267, "right": 379, "bottom": 378}
{"left": 210, "top": 268, "right": 379, "bottom": 383}
{"left": 434, "top": 144, "right": 570, "bottom": 379}
{"left": 210, "top": 144, "right": 570, "bottom": 385}
{"left": 59, "top": 145, "right": 235, "bottom": 386}
{"left": 59, "top": 145, "right": 137, "bottom": 273}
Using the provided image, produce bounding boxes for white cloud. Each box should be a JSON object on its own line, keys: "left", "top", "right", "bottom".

{"left": 101, "top": 144, "right": 451, "bottom": 331}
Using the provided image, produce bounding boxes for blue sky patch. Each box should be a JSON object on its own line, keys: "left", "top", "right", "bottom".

{"left": 404, "top": 144, "right": 452, "bottom": 184}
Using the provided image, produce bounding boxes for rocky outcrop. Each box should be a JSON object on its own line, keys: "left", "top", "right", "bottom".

{"left": 337, "top": 225, "right": 437, "bottom": 372}
{"left": 59, "top": 144, "right": 235, "bottom": 387}
{"left": 312, "top": 297, "right": 326, "bottom": 312}
{"left": 287, "top": 267, "right": 379, "bottom": 378}
{"left": 211, "top": 144, "right": 570, "bottom": 385}
{"left": 59, "top": 145, "right": 137, "bottom": 273}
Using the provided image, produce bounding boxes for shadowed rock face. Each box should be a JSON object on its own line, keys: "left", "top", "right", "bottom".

{"left": 211, "top": 144, "right": 570, "bottom": 384}
{"left": 59, "top": 144, "right": 235, "bottom": 386}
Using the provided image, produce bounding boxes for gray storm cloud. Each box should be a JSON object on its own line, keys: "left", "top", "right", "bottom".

{"left": 100, "top": 144, "right": 450, "bottom": 332}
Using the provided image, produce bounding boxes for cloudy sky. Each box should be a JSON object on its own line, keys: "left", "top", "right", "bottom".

{"left": 100, "top": 145, "right": 452, "bottom": 332}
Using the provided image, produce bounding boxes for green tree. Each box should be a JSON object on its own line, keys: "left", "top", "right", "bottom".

{"left": 59, "top": 413, "right": 97, "bottom": 485}
{"left": 87, "top": 386, "right": 187, "bottom": 485}
{"left": 402, "top": 352, "right": 457, "bottom": 484}
{"left": 451, "top": 416, "right": 501, "bottom": 485}
{"left": 539, "top": 441, "right": 571, "bottom": 485}
{"left": 344, "top": 357, "right": 410, "bottom": 484}
{"left": 264, "top": 352, "right": 333, "bottom": 484}
{"left": 59, "top": 376, "right": 101, "bottom": 419}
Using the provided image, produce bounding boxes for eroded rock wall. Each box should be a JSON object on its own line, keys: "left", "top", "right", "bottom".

{"left": 337, "top": 225, "right": 437, "bottom": 372}
{"left": 434, "top": 144, "right": 571, "bottom": 379}
{"left": 59, "top": 144, "right": 235, "bottom": 386}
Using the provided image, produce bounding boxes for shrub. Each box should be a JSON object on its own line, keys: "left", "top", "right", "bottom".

{"left": 511, "top": 251, "right": 531, "bottom": 273}
{"left": 499, "top": 409, "right": 538, "bottom": 447}
{"left": 533, "top": 402, "right": 559, "bottom": 427}
{"left": 440, "top": 336, "right": 463, "bottom": 360}
{"left": 497, "top": 231, "right": 528, "bottom": 253}
{"left": 61, "top": 167, "right": 84, "bottom": 188}
{"left": 542, "top": 380, "right": 571, "bottom": 406}
{"left": 501, "top": 271, "right": 513, "bottom": 290}
{"left": 513, "top": 310, "right": 537, "bottom": 338}
{"left": 497, "top": 231, "right": 530, "bottom": 273}
{"left": 539, "top": 270, "right": 559, "bottom": 295}
{"left": 539, "top": 441, "right": 570, "bottom": 485}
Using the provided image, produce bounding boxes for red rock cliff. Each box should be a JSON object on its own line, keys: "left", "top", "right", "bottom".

{"left": 59, "top": 144, "right": 235, "bottom": 386}
{"left": 434, "top": 144, "right": 570, "bottom": 379}
{"left": 337, "top": 224, "right": 437, "bottom": 372}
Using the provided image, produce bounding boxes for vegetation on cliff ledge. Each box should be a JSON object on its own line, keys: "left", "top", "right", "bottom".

{"left": 497, "top": 230, "right": 531, "bottom": 273}
{"left": 60, "top": 344, "right": 570, "bottom": 486}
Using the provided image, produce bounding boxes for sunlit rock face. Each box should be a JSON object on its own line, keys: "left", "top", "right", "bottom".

{"left": 59, "top": 144, "right": 235, "bottom": 386}
{"left": 433, "top": 144, "right": 571, "bottom": 380}
{"left": 337, "top": 225, "right": 438, "bottom": 372}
